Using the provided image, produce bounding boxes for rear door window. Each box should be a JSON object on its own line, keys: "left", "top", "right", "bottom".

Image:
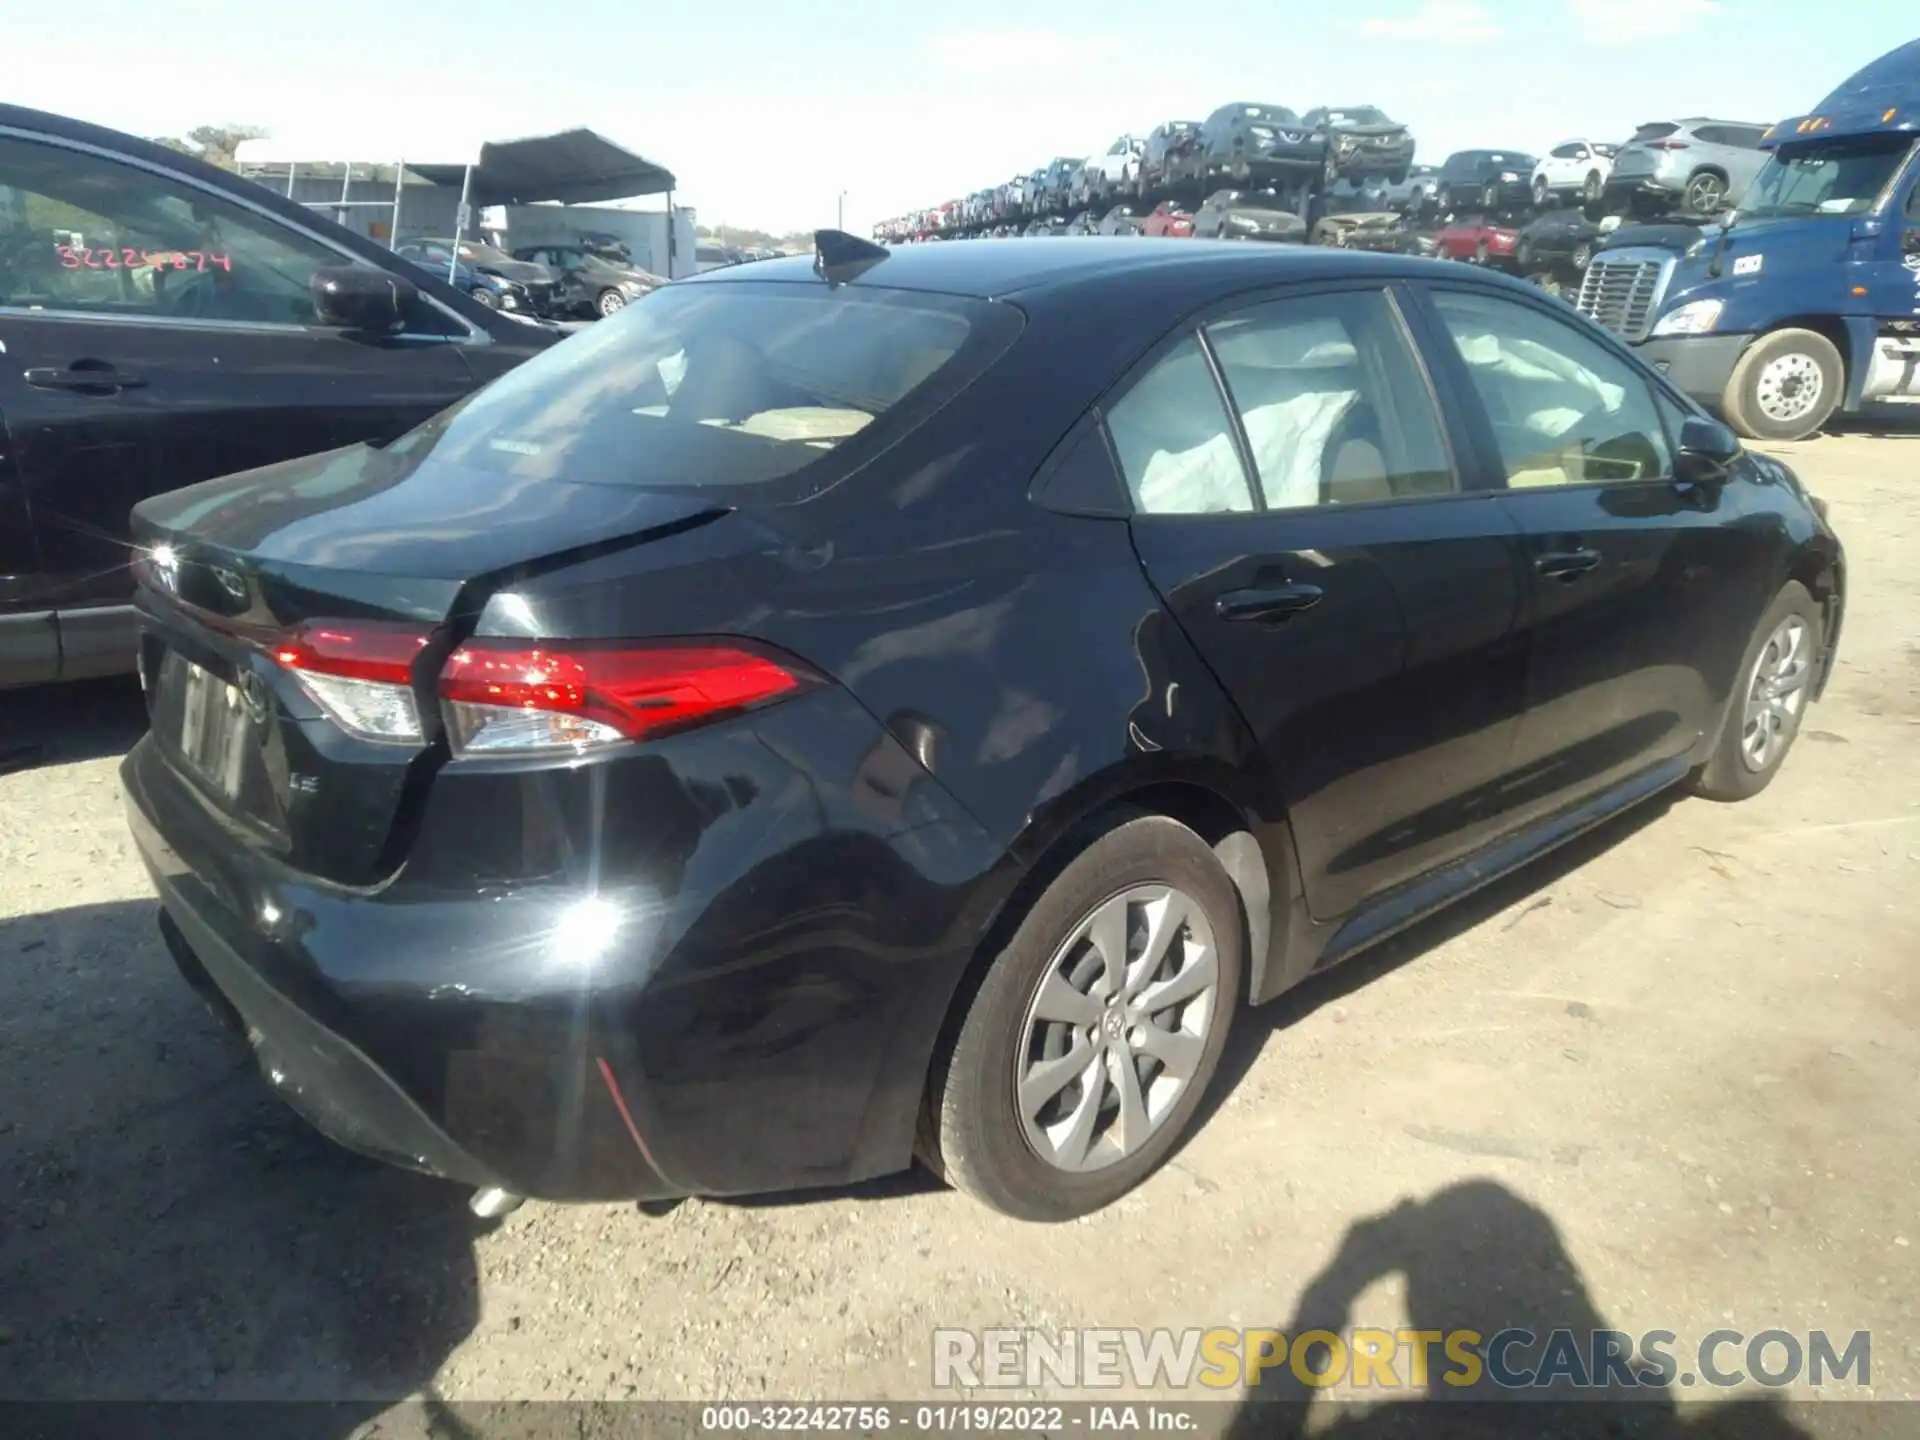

{"left": 1633, "top": 123, "right": 1681, "bottom": 143}
{"left": 410, "top": 281, "right": 1022, "bottom": 499}
{"left": 1204, "top": 290, "right": 1455, "bottom": 509}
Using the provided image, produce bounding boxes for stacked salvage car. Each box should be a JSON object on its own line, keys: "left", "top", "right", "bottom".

{"left": 871, "top": 101, "right": 1778, "bottom": 312}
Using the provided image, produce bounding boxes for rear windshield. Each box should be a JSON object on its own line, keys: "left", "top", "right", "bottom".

{"left": 395, "top": 281, "right": 1022, "bottom": 499}
{"left": 1633, "top": 123, "right": 1681, "bottom": 141}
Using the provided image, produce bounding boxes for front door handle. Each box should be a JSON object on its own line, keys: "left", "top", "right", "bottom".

{"left": 24, "top": 362, "right": 148, "bottom": 395}
{"left": 1215, "top": 583, "right": 1325, "bottom": 623}
{"left": 1534, "top": 547, "right": 1602, "bottom": 582}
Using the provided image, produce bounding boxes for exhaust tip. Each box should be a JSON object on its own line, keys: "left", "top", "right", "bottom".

{"left": 470, "top": 1186, "right": 524, "bottom": 1219}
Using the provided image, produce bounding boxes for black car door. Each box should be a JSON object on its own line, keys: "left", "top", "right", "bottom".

{"left": 0, "top": 429, "right": 56, "bottom": 686}
{"left": 0, "top": 128, "right": 479, "bottom": 675}
{"left": 1118, "top": 283, "right": 1530, "bottom": 929}
{"left": 1410, "top": 281, "right": 1770, "bottom": 819}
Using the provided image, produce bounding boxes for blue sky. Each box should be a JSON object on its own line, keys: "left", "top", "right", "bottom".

{"left": 8, "top": 2, "right": 1916, "bottom": 233}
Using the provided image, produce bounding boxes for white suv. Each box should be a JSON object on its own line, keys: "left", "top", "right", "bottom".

{"left": 1532, "top": 139, "right": 1618, "bottom": 206}
{"left": 1090, "top": 134, "right": 1145, "bottom": 191}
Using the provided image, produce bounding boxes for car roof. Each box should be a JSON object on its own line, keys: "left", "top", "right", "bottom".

{"left": 687, "top": 237, "right": 1438, "bottom": 302}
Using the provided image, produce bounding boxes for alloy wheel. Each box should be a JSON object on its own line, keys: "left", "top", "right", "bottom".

{"left": 1014, "top": 885, "right": 1220, "bottom": 1174}
{"left": 1686, "top": 173, "right": 1726, "bottom": 212}
{"left": 1740, "top": 616, "right": 1811, "bottom": 772}
{"left": 597, "top": 290, "right": 627, "bottom": 317}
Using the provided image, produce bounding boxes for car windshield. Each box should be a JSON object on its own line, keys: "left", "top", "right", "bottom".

{"left": 1738, "top": 136, "right": 1915, "bottom": 219}
{"left": 1329, "top": 108, "right": 1386, "bottom": 125}
{"left": 390, "top": 282, "right": 1020, "bottom": 498}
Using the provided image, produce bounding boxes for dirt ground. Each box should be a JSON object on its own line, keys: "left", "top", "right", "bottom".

{"left": 1, "top": 432, "right": 1915, "bottom": 1433}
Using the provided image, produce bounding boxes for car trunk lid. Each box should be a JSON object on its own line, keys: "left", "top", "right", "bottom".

{"left": 130, "top": 440, "right": 728, "bottom": 886}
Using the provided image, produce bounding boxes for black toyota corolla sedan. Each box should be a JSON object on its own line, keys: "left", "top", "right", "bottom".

{"left": 123, "top": 235, "right": 1845, "bottom": 1222}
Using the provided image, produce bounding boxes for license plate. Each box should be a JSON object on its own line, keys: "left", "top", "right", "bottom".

{"left": 161, "top": 652, "right": 251, "bottom": 800}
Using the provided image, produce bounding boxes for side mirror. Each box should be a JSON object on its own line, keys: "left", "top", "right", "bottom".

{"left": 311, "top": 266, "right": 415, "bottom": 334}
{"left": 1675, "top": 413, "right": 1741, "bottom": 484}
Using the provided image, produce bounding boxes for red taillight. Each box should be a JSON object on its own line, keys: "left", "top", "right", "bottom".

{"left": 272, "top": 620, "right": 432, "bottom": 745}
{"left": 437, "top": 640, "right": 809, "bottom": 757}
{"left": 273, "top": 620, "right": 430, "bottom": 684}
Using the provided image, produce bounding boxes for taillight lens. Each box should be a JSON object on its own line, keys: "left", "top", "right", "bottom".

{"left": 273, "top": 620, "right": 431, "bottom": 744}
{"left": 437, "top": 640, "right": 809, "bottom": 758}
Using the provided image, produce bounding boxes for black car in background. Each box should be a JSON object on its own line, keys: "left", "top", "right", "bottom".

{"left": 0, "top": 102, "right": 554, "bottom": 690}
{"left": 1139, "top": 120, "right": 1202, "bottom": 189}
{"left": 1193, "top": 189, "right": 1307, "bottom": 242}
{"left": 1515, "top": 208, "right": 1606, "bottom": 276}
{"left": 1198, "top": 103, "right": 1327, "bottom": 187}
{"left": 512, "top": 243, "right": 664, "bottom": 318}
{"left": 411, "top": 238, "right": 562, "bottom": 316}
{"left": 1303, "top": 105, "right": 1416, "bottom": 183}
{"left": 125, "top": 236, "right": 1842, "bottom": 1224}
{"left": 1437, "top": 149, "right": 1538, "bottom": 213}
{"left": 1098, "top": 203, "right": 1146, "bottom": 236}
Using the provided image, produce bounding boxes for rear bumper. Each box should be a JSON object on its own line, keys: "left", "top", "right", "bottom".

{"left": 1633, "top": 333, "right": 1751, "bottom": 406}
{"left": 121, "top": 684, "right": 1007, "bottom": 1203}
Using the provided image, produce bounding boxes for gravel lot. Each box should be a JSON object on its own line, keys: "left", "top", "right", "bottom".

{"left": 1, "top": 433, "right": 1915, "bottom": 1432}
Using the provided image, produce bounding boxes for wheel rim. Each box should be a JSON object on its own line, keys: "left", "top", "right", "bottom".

{"left": 1688, "top": 175, "right": 1725, "bottom": 210}
{"left": 1014, "top": 885, "right": 1220, "bottom": 1174}
{"left": 1739, "top": 616, "right": 1811, "bottom": 772}
{"left": 598, "top": 291, "right": 626, "bottom": 316}
{"left": 1573, "top": 243, "right": 1592, "bottom": 269}
{"left": 1754, "top": 352, "right": 1826, "bottom": 424}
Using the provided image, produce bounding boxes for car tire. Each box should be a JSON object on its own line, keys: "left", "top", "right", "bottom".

{"left": 1584, "top": 170, "right": 1604, "bottom": 203}
{"left": 1473, "top": 240, "right": 1490, "bottom": 266}
{"left": 595, "top": 289, "right": 627, "bottom": 317}
{"left": 470, "top": 288, "right": 500, "bottom": 310}
{"left": 1722, "top": 328, "right": 1845, "bottom": 442}
{"left": 1692, "top": 582, "right": 1823, "bottom": 803}
{"left": 924, "top": 812, "right": 1244, "bottom": 1222}
{"left": 1481, "top": 182, "right": 1500, "bottom": 211}
{"left": 1684, "top": 169, "right": 1728, "bottom": 213}
{"left": 1532, "top": 176, "right": 1550, "bottom": 208}
{"left": 1516, "top": 239, "right": 1534, "bottom": 269}
{"left": 1572, "top": 241, "right": 1593, "bottom": 270}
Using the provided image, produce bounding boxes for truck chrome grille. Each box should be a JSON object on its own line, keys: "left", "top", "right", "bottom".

{"left": 1575, "top": 250, "right": 1675, "bottom": 343}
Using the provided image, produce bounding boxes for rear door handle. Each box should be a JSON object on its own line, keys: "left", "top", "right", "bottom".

{"left": 1534, "top": 547, "right": 1602, "bottom": 581}
{"left": 24, "top": 363, "right": 148, "bottom": 395}
{"left": 1215, "top": 583, "right": 1325, "bottom": 623}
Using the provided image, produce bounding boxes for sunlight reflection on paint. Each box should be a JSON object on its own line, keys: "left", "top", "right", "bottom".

{"left": 551, "top": 895, "right": 624, "bottom": 966}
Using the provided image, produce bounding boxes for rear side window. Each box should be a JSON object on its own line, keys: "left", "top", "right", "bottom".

{"left": 1105, "top": 335, "right": 1254, "bottom": 515}
{"left": 1633, "top": 123, "right": 1681, "bottom": 142}
{"left": 407, "top": 282, "right": 1021, "bottom": 498}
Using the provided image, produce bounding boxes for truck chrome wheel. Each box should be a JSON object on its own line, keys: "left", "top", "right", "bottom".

{"left": 1740, "top": 615, "right": 1811, "bottom": 772}
{"left": 1755, "top": 353, "right": 1825, "bottom": 425}
{"left": 1015, "top": 885, "right": 1219, "bottom": 1174}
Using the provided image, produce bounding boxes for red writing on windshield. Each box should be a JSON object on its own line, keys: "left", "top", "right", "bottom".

{"left": 56, "top": 245, "right": 232, "bottom": 272}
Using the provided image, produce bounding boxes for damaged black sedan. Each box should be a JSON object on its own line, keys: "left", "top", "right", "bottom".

{"left": 125, "top": 235, "right": 1845, "bottom": 1222}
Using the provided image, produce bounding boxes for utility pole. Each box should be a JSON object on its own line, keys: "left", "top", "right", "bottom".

{"left": 837, "top": 190, "right": 847, "bottom": 231}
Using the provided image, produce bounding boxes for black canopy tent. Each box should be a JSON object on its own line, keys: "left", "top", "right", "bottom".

{"left": 411, "top": 128, "right": 680, "bottom": 275}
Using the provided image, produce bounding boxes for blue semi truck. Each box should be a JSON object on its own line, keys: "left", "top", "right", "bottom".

{"left": 1576, "top": 40, "right": 1920, "bottom": 441}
